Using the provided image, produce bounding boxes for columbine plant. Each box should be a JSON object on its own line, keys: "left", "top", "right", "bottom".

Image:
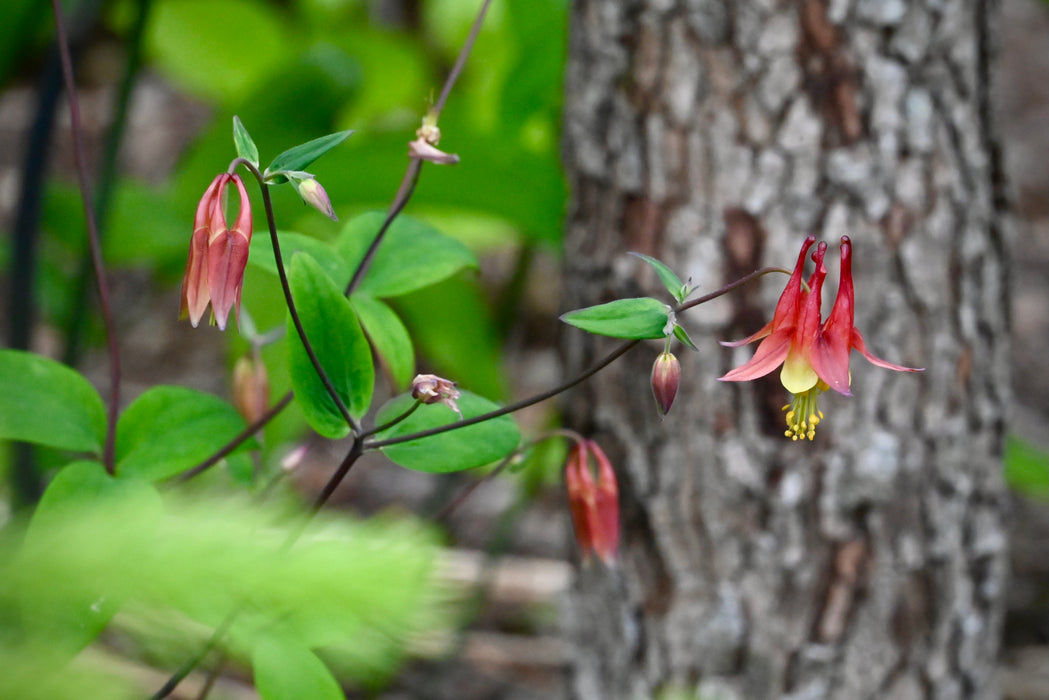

{"left": 0, "top": 2, "right": 927, "bottom": 697}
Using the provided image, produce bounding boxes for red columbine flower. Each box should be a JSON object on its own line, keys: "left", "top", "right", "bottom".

{"left": 180, "top": 173, "right": 253, "bottom": 330}
{"left": 719, "top": 235, "right": 922, "bottom": 440}
{"left": 565, "top": 440, "right": 619, "bottom": 565}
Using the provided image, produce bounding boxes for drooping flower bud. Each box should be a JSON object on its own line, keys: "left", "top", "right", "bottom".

{"left": 651, "top": 351, "right": 681, "bottom": 416}
{"left": 290, "top": 175, "right": 338, "bottom": 221}
{"left": 180, "top": 173, "right": 253, "bottom": 330}
{"left": 232, "top": 355, "right": 270, "bottom": 425}
{"left": 565, "top": 440, "right": 620, "bottom": 565}
{"left": 411, "top": 373, "right": 462, "bottom": 418}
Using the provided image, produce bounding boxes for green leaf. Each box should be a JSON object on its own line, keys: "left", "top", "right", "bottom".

{"left": 265, "top": 130, "right": 353, "bottom": 181}
{"left": 146, "top": 0, "right": 289, "bottom": 104}
{"left": 351, "top": 294, "right": 415, "bottom": 390}
{"left": 629, "top": 252, "right": 686, "bottom": 302}
{"left": 233, "top": 115, "right": 260, "bottom": 167}
{"left": 115, "top": 386, "right": 252, "bottom": 482}
{"left": 374, "top": 391, "right": 520, "bottom": 473}
{"left": 248, "top": 231, "right": 349, "bottom": 286}
{"left": 20, "top": 461, "right": 161, "bottom": 654}
{"left": 1004, "top": 435, "right": 1049, "bottom": 500}
{"left": 560, "top": 298, "right": 670, "bottom": 339}
{"left": 673, "top": 324, "right": 699, "bottom": 351}
{"left": 287, "top": 254, "right": 374, "bottom": 437}
{"left": 0, "top": 349, "right": 106, "bottom": 452}
{"left": 335, "top": 212, "right": 477, "bottom": 297}
{"left": 253, "top": 638, "right": 344, "bottom": 700}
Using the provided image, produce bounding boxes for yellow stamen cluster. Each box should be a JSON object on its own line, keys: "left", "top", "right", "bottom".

{"left": 783, "top": 383, "right": 827, "bottom": 441}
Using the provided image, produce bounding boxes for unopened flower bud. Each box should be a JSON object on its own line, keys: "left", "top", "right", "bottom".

{"left": 651, "top": 351, "right": 681, "bottom": 416}
{"left": 291, "top": 175, "right": 337, "bottom": 221}
{"left": 232, "top": 355, "right": 270, "bottom": 424}
{"left": 411, "top": 373, "right": 462, "bottom": 417}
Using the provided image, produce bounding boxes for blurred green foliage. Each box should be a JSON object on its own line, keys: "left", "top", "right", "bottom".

{"left": 0, "top": 461, "right": 451, "bottom": 698}
{"left": 1004, "top": 435, "right": 1049, "bottom": 500}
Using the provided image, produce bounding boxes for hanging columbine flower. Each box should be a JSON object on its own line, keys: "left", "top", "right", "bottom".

{"left": 719, "top": 236, "right": 922, "bottom": 440}
{"left": 179, "top": 173, "right": 253, "bottom": 330}
{"left": 565, "top": 440, "right": 619, "bottom": 565}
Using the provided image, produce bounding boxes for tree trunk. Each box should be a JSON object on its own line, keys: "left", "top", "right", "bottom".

{"left": 560, "top": 2, "right": 1010, "bottom": 699}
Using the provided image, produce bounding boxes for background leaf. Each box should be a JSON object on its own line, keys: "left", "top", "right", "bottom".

{"left": 115, "top": 386, "right": 251, "bottom": 482}
{"left": 351, "top": 293, "right": 415, "bottom": 390}
{"left": 560, "top": 298, "right": 670, "bottom": 339}
{"left": 335, "top": 212, "right": 477, "bottom": 297}
{"left": 253, "top": 638, "right": 344, "bottom": 700}
{"left": 374, "top": 391, "right": 520, "bottom": 473}
{"left": 248, "top": 231, "right": 349, "bottom": 286}
{"left": 287, "top": 254, "right": 374, "bottom": 437}
{"left": 0, "top": 349, "right": 106, "bottom": 453}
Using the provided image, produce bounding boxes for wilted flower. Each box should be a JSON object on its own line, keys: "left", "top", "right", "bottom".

{"left": 719, "top": 236, "right": 923, "bottom": 440}
{"left": 232, "top": 354, "right": 270, "bottom": 425}
{"left": 411, "top": 373, "right": 462, "bottom": 417}
{"left": 409, "top": 111, "right": 459, "bottom": 164}
{"left": 651, "top": 351, "right": 681, "bottom": 416}
{"left": 565, "top": 440, "right": 619, "bottom": 565}
{"left": 180, "top": 173, "right": 253, "bottom": 330}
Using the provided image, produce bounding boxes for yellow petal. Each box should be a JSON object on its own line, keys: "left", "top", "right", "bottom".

{"left": 780, "top": 352, "right": 818, "bottom": 394}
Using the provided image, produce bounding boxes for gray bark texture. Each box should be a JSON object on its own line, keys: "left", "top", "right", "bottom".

{"left": 560, "top": 1, "right": 1011, "bottom": 699}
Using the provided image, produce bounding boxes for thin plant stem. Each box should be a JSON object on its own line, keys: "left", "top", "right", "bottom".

{"left": 361, "top": 399, "right": 422, "bottom": 439}
{"left": 237, "top": 159, "right": 361, "bottom": 436}
{"left": 432, "top": 0, "right": 493, "bottom": 118}
{"left": 431, "top": 449, "right": 518, "bottom": 522}
{"left": 50, "top": 0, "right": 121, "bottom": 473}
{"left": 63, "top": 0, "right": 153, "bottom": 366}
{"left": 150, "top": 611, "right": 236, "bottom": 699}
{"left": 344, "top": 0, "right": 493, "bottom": 296}
{"left": 365, "top": 339, "right": 642, "bottom": 451}
{"left": 676, "top": 266, "right": 788, "bottom": 313}
{"left": 345, "top": 159, "right": 422, "bottom": 295}
{"left": 172, "top": 392, "right": 294, "bottom": 483}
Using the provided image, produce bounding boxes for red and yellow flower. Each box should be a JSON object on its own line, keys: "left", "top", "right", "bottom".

{"left": 180, "top": 173, "right": 253, "bottom": 330}
{"left": 719, "top": 236, "right": 922, "bottom": 440}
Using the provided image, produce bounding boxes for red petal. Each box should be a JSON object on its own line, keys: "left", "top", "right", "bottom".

{"left": 851, "top": 329, "right": 924, "bottom": 373}
{"left": 207, "top": 230, "right": 249, "bottom": 331}
{"left": 230, "top": 175, "right": 253, "bottom": 245}
{"left": 565, "top": 443, "right": 595, "bottom": 559}
{"left": 588, "top": 441, "right": 619, "bottom": 564}
{"left": 809, "top": 333, "right": 852, "bottom": 396}
{"left": 180, "top": 226, "right": 210, "bottom": 326}
{"left": 719, "top": 328, "right": 793, "bottom": 382}
{"left": 720, "top": 320, "right": 773, "bottom": 348}
{"left": 769, "top": 236, "right": 817, "bottom": 328}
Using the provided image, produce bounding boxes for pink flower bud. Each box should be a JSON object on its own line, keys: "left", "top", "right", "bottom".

{"left": 232, "top": 355, "right": 270, "bottom": 425}
{"left": 292, "top": 176, "right": 337, "bottom": 221}
{"left": 411, "top": 373, "right": 462, "bottom": 417}
{"left": 651, "top": 351, "right": 681, "bottom": 416}
{"left": 565, "top": 440, "right": 620, "bottom": 565}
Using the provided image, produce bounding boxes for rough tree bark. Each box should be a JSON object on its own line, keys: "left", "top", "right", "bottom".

{"left": 560, "top": 1, "right": 1010, "bottom": 699}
